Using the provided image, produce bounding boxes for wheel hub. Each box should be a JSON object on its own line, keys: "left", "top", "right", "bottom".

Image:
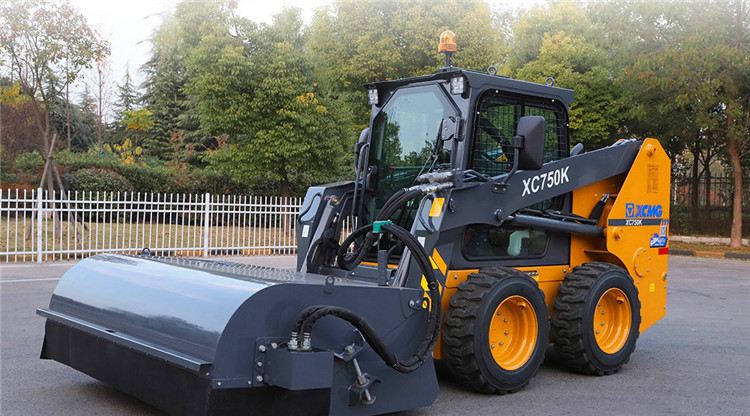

{"left": 488, "top": 295, "right": 537, "bottom": 370}
{"left": 594, "top": 288, "right": 632, "bottom": 354}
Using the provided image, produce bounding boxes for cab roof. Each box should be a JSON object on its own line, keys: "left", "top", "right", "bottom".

{"left": 364, "top": 67, "right": 575, "bottom": 107}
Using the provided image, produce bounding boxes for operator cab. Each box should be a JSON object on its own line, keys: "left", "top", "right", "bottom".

{"left": 298, "top": 31, "right": 578, "bottom": 273}
{"left": 354, "top": 32, "right": 574, "bottom": 264}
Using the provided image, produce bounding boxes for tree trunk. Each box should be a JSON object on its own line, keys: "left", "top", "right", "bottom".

{"left": 727, "top": 137, "right": 744, "bottom": 248}
{"left": 97, "top": 65, "right": 103, "bottom": 144}
{"left": 280, "top": 180, "right": 291, "bottom": 199}
{"left": 66, "top": 81, "right": 71, "bottom": 150}
{"left": 690, "top": 139, "right": 700, "bottom": 231}
{"left": 726, "top": 2, "right": 746, "bottom": 249}
{"left": 43, "top": 134, "right": 59, "bottom": 235}
{"left": 704, "top": 168, "right": 711, "bottom": 220}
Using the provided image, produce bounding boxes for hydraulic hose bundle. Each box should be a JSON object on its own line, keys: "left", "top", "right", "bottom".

{"left": 305, "top": 186, "right": 423, "bottom": 273}
{"left": 375, "top": 187, "right": 424, "bottom": 222}
{"left": 295, "top": 184, "right": 446, "bottom": 373}
{"left": 335, "top": 186, "right": 423, "bottom": 270}
{"left": 292, "top": 220, "right": 441, "bottom": 373}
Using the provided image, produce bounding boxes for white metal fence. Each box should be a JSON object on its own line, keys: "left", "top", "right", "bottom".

{"left": 0, "top": 188, "right": 303, "bottom": 263}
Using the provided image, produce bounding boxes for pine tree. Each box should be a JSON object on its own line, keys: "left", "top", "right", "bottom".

{"left": 140, "top": 33, "right": 185, "bottom": 158}
{"left": 73, "top": 84, "right": 98, "bottom": 149}
{"left": 114, "top": 65, "right": 139, "bottom": 120}
{"left": 139, "top": 0, "right": 225, "bottom": 160}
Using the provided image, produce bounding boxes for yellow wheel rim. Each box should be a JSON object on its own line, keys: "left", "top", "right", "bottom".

{"left": 594, "top": 288, "right": 632, "bottom": 354}
{"left": 488, "top": 295, "right": 538, "bottom": 371}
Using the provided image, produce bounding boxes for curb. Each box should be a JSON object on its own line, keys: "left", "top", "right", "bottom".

{"left": 669, "top": 249, "right": 750, "bottom": 261}
{"left": 670, "top": 235, "right": 750, "bottom": 246}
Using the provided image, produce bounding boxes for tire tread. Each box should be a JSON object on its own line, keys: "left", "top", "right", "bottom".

{"left": 550, "top": 262, "right": 638, "bottom": 375}
{"left": 442, "top": 266, "right": 546, "bottom": 394}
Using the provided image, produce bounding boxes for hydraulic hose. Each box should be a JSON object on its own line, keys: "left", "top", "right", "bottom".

{"left": 335, "top": 186, "right": 423, "bottom": 270}
{"left": 376, "top": 188, "right": 423, "bottom": 221}
{"left": 336, "top": 224, "right": 378, "bottom": 270}
{"left": 293, "top": 222, "right": 441, "bottom": 374}
{"left": 291, "top": 305, "right": 327, "bottom": 335}
{"left": 298, "top": 186, "right": 439, "bottom": 372}
{"left": 327, "top": 187, "right": 422, "bottom": 271}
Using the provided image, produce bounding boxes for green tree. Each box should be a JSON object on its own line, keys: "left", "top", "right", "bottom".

{"left": 109, "top": 65, "right": 140, "bottom": 144}
{"left": 615, "top": 0, "right": 749, "bottom": 246}
{"left": 722, "top": 0, "right": 749, "bottom": 247}
{"left": 185, "top": 32, "right": 253, "bottom": 138}
{"left": 307, "top": 0, "right": 506, "bottom": 121}
{"left": 51, "top": 86, "right": 98, "bottom": 150}
{"left": 114, "top": 66, "right": 139, "bottom": 120}
{"left": 140, "top": 0, "right": 227, "bottom": 159}
{"left": 515, "top": 32, "right": 627, "bottom": 149}
{"left": 0, "top": 0, "right": 108, "bottom": 186}
{"left": 140, "top": 17, "right": 189, "bottom": 158}
{"left": 195, "top": 9, "right": 349, "bottom": 197}
{"left": 507, "top": 1, "right": 592, "bottom": 73}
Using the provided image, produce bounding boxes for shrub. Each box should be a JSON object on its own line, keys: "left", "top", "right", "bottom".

{"left": 0, "top": 182, "right": 35, "bottom": 193}
{"left": 69, "top": 168, "right": 134, "bottom": 195}
{"left": 14, "top": 151, "right": 44, "bottom": 172}
{"left": 0, "top": 170, "right": 17, "bottom": 186}
{"left": 51, "top": 150, "right": 248, "bottom": 196}
{"left": 54, "top": 149, "right": 118, "bottom": 171}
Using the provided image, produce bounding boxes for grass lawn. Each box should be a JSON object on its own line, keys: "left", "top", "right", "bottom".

{"left": 1, "top": 216, "right": 296, "bottom": 261}
{"left": 670, "top": 240, "right": 750, "bottom": 255}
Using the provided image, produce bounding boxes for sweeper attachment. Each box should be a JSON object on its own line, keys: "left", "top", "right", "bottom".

{"left": 39, "top": 31, "right": 671, "bottom": 415}
{"left": 39, "top": 238, "right": 442, "bottom": 416}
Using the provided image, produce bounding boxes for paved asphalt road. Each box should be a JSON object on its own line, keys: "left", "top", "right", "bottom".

{"left": 1, "top": 256, "right": 748, "bottom": 415}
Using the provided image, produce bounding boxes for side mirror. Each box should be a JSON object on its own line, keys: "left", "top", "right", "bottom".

{"left": 494, "top": 116, "right": 547, "bottom": 194}
{"left": 515, "top": 116, "right": 545, "bottom": 170}
{"left": 354, "top": 128, "right": 370, "bottom": 171}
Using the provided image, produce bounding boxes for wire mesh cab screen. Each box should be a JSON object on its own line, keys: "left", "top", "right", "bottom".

{"left": 471, "top": 92, "right": 568, "bottom": 178}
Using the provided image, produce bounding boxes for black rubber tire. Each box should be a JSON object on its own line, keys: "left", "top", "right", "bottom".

{"left": 551, "top": 262, "right": 641, "bottom": 375}
{"left": 442, "top": 266, "right": 549, "bottom": 394}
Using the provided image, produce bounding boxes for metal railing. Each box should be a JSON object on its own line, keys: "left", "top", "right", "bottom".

{"left": 671, "top": 174, "right": 750, "bottom": 237}
{"left": 0, "top": 188, "right": 303, "bottom": 263}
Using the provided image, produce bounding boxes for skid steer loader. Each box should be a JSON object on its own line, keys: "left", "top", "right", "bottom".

{"left": 38, "top": 31, "right": 670, "bottom": 415}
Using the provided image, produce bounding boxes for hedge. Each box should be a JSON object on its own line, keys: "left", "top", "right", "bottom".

{"left": 52, "top": 150, "right": 248, "bottom": 195}
{"left": 7, "top": 149, "right": 326, "bottom": 197}
{"left": 68, "top": 168, "right": 135, "bottom": 194}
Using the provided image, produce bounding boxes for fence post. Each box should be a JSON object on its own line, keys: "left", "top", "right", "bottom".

{"left": 37, "top": 188, "right": 43, "bottom": 263}
{"left": 203, "top": 193, "right": 211, "bottom": 257}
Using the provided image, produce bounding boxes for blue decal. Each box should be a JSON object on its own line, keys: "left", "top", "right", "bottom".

{"left": 626, "top": 203, "right": 635, "bottom": 217}
{"left": 650, "top": 233, "right": 668, "bottom": 248}
{"left": 625, "top": 203, "right": 663, "bottom": 218}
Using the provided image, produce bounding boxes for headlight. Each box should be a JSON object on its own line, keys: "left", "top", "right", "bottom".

{"left": 450, "top": 76, "right": 465, "bottom": 95}
{"left": 367, "top": 88, "right": 379, "bottom": 105}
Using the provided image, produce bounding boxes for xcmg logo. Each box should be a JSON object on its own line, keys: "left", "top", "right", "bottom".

{"left": 625, "top": 203, "right": 663, "bottom": 218}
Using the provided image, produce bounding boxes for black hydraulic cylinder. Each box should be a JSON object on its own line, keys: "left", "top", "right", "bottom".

{"left": 508, "top": 213, "right": 604, "bottom": 237}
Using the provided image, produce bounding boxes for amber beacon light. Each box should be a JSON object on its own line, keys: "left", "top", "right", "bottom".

{"left": 438, "top": 30, "right": 457, "bottom": 67}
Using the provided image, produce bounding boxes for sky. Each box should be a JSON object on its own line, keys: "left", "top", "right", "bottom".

{"left": 66, "top": 0, "right": 547, "bottom": 105}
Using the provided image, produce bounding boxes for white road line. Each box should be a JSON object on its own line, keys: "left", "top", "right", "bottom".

{"left": 0, "top": 263, "right": 75, "bottom": 268}
{"left": 0, "top": 278, "right": 62, "bottom": 283}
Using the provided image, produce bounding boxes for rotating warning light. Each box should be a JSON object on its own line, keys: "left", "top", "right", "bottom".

{"left": 438, "top": 30, "right": 457, "bottom": 54}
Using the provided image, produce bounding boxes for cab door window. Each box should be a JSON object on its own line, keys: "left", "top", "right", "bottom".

{"left": 465, "top": 91, "right": 569, "bottom": 260}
